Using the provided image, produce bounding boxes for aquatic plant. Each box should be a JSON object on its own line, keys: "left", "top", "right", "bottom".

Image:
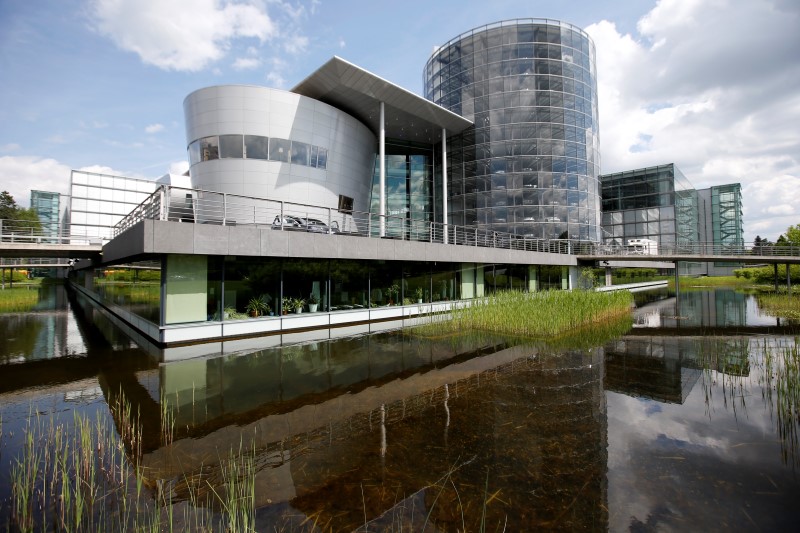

{"left": 6, "top": 391, "right": 263, "bottom": 532}
{"left": 0, "top": 287, "right": 39, "bottom": 312}
{"left": 757, "top": 292, "right": 800, "bottom": 321}
{"left": 415, "top": 290, "right": 633, "bottom": 339}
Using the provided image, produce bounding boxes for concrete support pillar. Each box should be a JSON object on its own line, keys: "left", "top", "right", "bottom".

{"left": 441, "top": 128, "right": 448, "bottom": 244}
{"left": 379, "top": 101, "right": 386, "bottom": 237}
{"left": 529, "top": 265, "right": 538, "bottom": 292}
{"left": 605, "top": 266, "right": 612, "bottom": 287}
{"left": 674, "top": 262, "right": 680, "bottom": 295}
{"left": 565, "top": 266, "right": 579, "bottom": 291}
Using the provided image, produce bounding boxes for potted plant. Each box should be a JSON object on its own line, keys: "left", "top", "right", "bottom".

{"left": 246, "top": 296, "right": 270, "bottom": 317}
{"left": 293, "top": 297, "right": 306, "bottom": 314}
{"left": 281, "top": 296, "right": 291, "bottom": 315}
{"left": 414, "top": 286, "right": 424, "bottom": 304}
{"left": 308, "top": 293, "right": 319, "bottom": 312}
{"left": 386, "top": 284, "right": 399, "bottom": 305}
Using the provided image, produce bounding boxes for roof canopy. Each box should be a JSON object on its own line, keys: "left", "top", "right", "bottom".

{"left": 292, "top": 56, "right": 472, "bottom": 144}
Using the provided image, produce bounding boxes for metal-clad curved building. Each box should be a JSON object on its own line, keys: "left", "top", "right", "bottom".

{"left": 424, "top": 19, "right": 601, "bottom": 241}
{"left": 184, "top": 85, "right": 376, "bottom": 213}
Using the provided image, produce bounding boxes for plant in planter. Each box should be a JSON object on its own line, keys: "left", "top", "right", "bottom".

{"left": 281, "top": 296, "right": 291, "bottom": 315}
{"left": 386, "top": 284, "right": 400, "bottom": 305}
{"left": 292, "top": 297, "right": 306, "bottom": 314}
{"left": 414, "top": 286, "right": 424, "bottom": 304}
{"left": 308, "top": 293, "right": 320, "bottom": 312}
{"left": 246, "top": 296, "right": 270, "bottom": 317}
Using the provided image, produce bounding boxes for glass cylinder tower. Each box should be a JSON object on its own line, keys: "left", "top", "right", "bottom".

{"left": 424, "top": 19, "right": 601, "bottom": 241}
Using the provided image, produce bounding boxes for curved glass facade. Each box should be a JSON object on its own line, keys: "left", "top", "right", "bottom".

{"left": 424, "top": 20, "right": 601, "bottom": 241}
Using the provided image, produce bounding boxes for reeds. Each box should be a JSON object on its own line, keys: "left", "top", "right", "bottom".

{"left": 6, "top": 391, "right": 260, "bottom": 532}
{"left": 416, "top": 290, "right": 633, "bottom": 339}
{"left": 757, "top": 292, "right": 800, "bottom": 321}
{"left": 0, "top": 287, "right": 39, "bottom": 312}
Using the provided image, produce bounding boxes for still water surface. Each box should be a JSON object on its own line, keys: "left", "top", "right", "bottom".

{"left": 0, "top": 285, "right": 798, "bottom": 531}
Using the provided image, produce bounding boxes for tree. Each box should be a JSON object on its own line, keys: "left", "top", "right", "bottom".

{"left": 786, "top": 224, "right": 800, "bottom": 247}
{"left": 0, "top": 190, "right": 41, "bottom": 235}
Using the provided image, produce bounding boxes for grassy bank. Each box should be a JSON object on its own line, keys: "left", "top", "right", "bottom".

{"left": 417, "top": 290, "right": 633, "bottom": 339}
{"left": 673, "top": 275, "right": 751, "bottom": 288}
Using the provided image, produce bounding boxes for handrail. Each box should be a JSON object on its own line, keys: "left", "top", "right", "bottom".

{"left": 111, "top": 185, "right": 800, "bottom": 259}
{"left": 0, "top": 219, "right": 105, "bottom": 245}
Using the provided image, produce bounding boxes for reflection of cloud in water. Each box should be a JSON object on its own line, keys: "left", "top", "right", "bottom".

{"left": 643, "top": 400, "right": 662, "bottom": 416}
{"left": 606, "top": 337, "right": 800, "bottom": 531}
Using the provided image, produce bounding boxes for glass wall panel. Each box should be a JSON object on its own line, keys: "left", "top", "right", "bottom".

{"left": 223, "top": 257, "right": 281, "bottom": 318}
{"left": 269, "top": 138, "right": 291, "bottom": 162}
{"left": 219, "top": 134, "right": 244, "bottom": 158}
{"left": 94, "top": 261, "right": 161, "bottom": 325}
{"left": 244, "top": 135, "right": 269, "bottom": 160}
{"left": 282, "top": 259, "right": 328, "bottom": 313}
{"left": 330, "top": 260, "right": 369, "bottom": 311}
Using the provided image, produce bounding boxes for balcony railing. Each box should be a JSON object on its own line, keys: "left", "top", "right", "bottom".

{"left": 112, "top": 185, "right": 800, "bottom": 260}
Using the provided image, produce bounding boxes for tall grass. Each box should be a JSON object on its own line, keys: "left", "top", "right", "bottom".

{"left": 757, "top": 293, "right": 800, "bottom": 321}
{"left": 0, "top": 287, "right": 39, "bottom": 312}
{"left": 417, "top": 290, "right": 633, "bottom": 339}
{"left": 6, "top": 391, "right": 260, "bottom": 532}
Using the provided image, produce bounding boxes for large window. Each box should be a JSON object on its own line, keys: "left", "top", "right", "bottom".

{"left": 188, "top": 135, "right": 328, "bottom": 170}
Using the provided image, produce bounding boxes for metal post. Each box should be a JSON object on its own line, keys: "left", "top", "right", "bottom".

{"left": 605, "top": 266, "right": 612, "bottom": 287}
{"left": 774, "top": 263, "right": 779, "bottom": 292}
{"left": 222, "top": 193, "right": 227, "bottom": 226}
{"left": 379, "top": 102, "right": 386, "bottom": 238}
{"left": 787, "top": 263, "right": 792, "bottom": 293}
{"left": 442, "top": 128, "right": 448, "bottom": 244}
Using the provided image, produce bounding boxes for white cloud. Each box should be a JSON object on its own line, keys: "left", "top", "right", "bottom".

{"left": 338, "top": 38, "right": 346, "bottom": 49}
{"left": 282, "top": 34, "right": 308, "bottom": 54}
{"left": 232, "top": 57, "right": 261, "bottom": 70}
{"left": 145, "top": 123, "right": 164, "bottom": 134}
{"left": 0, "top": 143, "right": 21, "bottom": 153}
{"left": 168, "top": 160, "right": 190, "bottom": 176}
{"left": 586, "top": 0, "right": 800, "bottom": 241}
{"left": 89, "top": 0, "right": 277, "bottom": 72}
{"left": 0, "top": 156, "right": 72, "bottom": 207}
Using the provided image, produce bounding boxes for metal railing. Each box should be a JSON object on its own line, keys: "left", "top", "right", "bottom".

{"left": 113, "top": 185, "right": 578, "bottom": 255}
{"left": 0, "top": 219, "right": 105, "bottom": 246}
{"left": 113, "top": 185, "right": 800, "bottom": 260}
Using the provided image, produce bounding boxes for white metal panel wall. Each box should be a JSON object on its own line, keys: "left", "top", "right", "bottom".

{"left": 183, "top": 85, "right": 376, "bottom": 214}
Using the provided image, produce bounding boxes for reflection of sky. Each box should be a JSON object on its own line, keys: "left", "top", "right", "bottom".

{"left": 606, "top": 337, "right": 800, "bottom": 531}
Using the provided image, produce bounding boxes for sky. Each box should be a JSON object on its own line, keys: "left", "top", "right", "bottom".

{"left": 0, "top": 0, "right": 798, "bottom": 242}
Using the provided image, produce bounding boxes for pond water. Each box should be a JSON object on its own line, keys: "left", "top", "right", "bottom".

{"left": 0, "top": 284, "right": 798, "bottom": 531}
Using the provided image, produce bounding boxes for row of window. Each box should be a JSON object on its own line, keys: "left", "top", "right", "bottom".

{"left": 452, "top": 193, "right": 594, "bottom": 209}
{"left": 429, "top": 58, "right": 594, "bottom": 92}
{"left": 188, "top": 135, "right": 328, "bottom": 169}
{"left": 432, "top": 75, "right": 596, "bottom": 106}
{"left": 428, "top": 24, "right": 592, "bottom": 64}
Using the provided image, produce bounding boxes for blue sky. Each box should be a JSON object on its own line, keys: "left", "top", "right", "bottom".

{"left": 1, "top": 0, "right": 798, "bottom": 241}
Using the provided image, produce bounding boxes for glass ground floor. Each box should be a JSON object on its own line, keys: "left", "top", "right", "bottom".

{"left": 72, "top": 255, "right": 575, "bottom": 331}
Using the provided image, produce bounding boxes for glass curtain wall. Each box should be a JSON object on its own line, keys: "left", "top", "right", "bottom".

{"left": 369, "top": 140, "right": 436, "bottom": 239}
{"left": 158, "top": 257, "right": 568, "bottom": 326}
{"left": 424, "top": 19, "right": 602, "bottom": 242}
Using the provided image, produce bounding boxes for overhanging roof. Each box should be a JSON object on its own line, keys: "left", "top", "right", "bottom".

{"left": 291, "top": 56, "right": 472, "bottom": 144}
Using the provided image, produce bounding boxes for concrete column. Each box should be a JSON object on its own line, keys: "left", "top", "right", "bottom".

{"left": 605, "top": 266, "right": 612, "bottom": 287}
{"left": 528, "top": 265, "right": 538, "bottom": 292}
{"left": 379, "top": 102, "right": 386, "bottom": 237}
{"left": 441, "top": 128, "right": 448, "bottom": 244}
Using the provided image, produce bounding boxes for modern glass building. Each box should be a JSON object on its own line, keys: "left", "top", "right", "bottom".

{"left": 68, "top": 170, "right": 159, "bottom": 240}
{"left": 600, "top": 163, "right": 698, "bottom": 249}
{"left": 30, "top": 190, "right": 62, "bottom": 239}
{"left": 424, "top": 19, "right": 602, "bottom": 241}
{"left": 601, "top": 163, "right": 744, "bottom": 275}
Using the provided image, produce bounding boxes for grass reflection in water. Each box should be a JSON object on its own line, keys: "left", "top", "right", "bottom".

{"left": 698, "top": 336, "right": 800, "bottom": 469}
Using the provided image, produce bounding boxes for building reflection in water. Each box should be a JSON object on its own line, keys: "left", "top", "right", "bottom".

{"left": 105, "top": 331, "right": 609, "bottom": 530}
